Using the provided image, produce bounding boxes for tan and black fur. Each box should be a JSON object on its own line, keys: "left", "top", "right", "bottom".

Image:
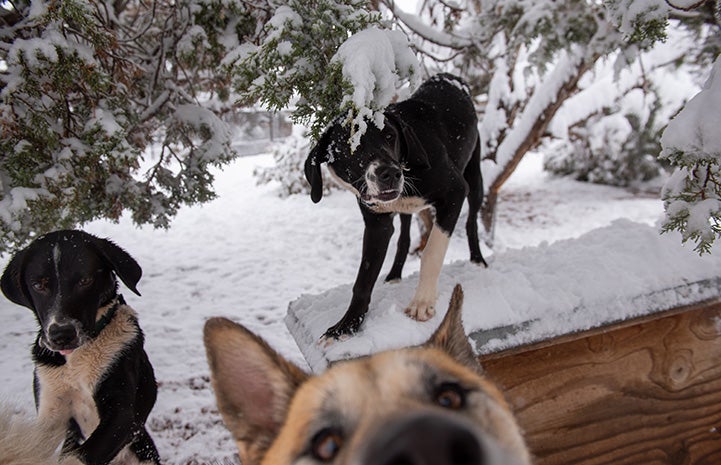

{"left": 31, "top": 302, "right": 158, "bottom": 465}
{"left": 204, "top": 285, "right": 531, "bottom": 465}
{"left": 1, "top": 230, "right": 160, "bottom": 465}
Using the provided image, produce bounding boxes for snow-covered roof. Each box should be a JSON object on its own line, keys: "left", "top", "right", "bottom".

{"left": 286, "top": 219, "right": 721, "bottom": 372}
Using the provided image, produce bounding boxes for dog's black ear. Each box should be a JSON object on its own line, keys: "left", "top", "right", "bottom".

{"left": 0, "top": 249, "right": 32, "bottom": 309}
{"left": 426, "top": 284, "right": 480, "bottom": 372}
{"left": 305, "top": 130, "right": 333, "bottom": 203}
{"left": 387, "top": 112, "right": 430, "bottom": 170}
{"left": 204, "top": 317, "right": 308, "bottom": 465}
{"left": 86, "top": 234, "right": 142, "bottom": 296}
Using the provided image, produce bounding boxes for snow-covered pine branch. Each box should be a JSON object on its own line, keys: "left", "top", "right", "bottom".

{"left": 226, "top": 0, "right": 420, "bottom": 146}
{"left": 0, "top": 0, "right": 253, "bottom": 252}
{"left": 332, "top": 26, "right": 420, "bottom": 151}
{"left": 660, "top": 56, "right": 721, "bottom": 254}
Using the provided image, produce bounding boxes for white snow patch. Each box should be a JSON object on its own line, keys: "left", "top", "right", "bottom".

{"left": 661, "top": 56, "right": 721, "bottom": 162}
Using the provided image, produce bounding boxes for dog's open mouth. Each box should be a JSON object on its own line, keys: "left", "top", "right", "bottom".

{"left": 363, "top": 190, "right": 400, "bottom": 205}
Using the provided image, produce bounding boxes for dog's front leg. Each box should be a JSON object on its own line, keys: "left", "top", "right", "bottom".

{"left": 323, "top": 209, "right": 394, "bottom": 340}
{"left": 405, "top": 191, "right": 464, "bottom": 321}
{"left": 404, "top": 225, "right": 450, "bottom": 321}
{"left": 72, "top": 354, "right": 160, "bottom": 465}
{"left": 72, "top": 408, "right": 136, "bottom": 465}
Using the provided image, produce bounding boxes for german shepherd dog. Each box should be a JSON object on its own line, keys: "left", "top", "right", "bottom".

{"left": 204, "top": 285, "right": 531, "bottom": 465}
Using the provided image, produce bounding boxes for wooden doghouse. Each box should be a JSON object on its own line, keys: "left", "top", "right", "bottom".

{"left": 474, "top": 280, "right": 721, "bottom": 465}
{"left": 287, "top": 223, "right": 721, "bottom": 465}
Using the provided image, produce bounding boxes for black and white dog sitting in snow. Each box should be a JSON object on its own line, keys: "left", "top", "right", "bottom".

{"left": 0, "top": 230, "right": 160, "bottom": 465}
{"left": 305, "top": 73, "right": 488, "bottom": 340}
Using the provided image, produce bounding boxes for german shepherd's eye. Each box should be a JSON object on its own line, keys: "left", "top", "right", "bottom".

{"left": 31, "top": 278, "right": 49, "bottom": 293}
{"left": 77, "top": 276, "right": 95, "bottom": 287}
{"left": 434, "top": 382, "right": 466, "bottom": 410}
{"left": 310, "top": 427, "right": 343, "bottom": 462}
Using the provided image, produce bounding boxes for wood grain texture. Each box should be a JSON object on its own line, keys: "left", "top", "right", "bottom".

{"left": 480, "top": 300, "right": 721, "bottom": 465}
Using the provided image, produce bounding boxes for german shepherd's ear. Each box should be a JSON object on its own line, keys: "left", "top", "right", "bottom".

{"left": 85, "top": 233, "right": 142, "bottom": 296}
{"left": 386, "top": 111, "right": 430, "bottom": 170}
{"left": 204, "top": 317, "right": 308, "bottom": 465}
{"left": 0, "top": 248, "right": 31, "bottom": 309}
{"left": 426, "top": 284, "right": 480, "bottom": 372}
{"left": 305, "top": 129, "right": 333, "bottom": 204}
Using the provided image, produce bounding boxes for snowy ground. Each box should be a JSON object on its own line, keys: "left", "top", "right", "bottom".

{"left": 0, "top": 151, "right": 670, "bottom": 464}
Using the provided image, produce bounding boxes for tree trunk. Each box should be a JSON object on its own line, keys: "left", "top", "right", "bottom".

{"left": 481, "top": 57, "right": 597, "bottom": 235}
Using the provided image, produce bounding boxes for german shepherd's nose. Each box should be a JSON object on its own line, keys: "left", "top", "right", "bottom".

{"left": 367, "top": 413, "right": 484, "bottom": 465}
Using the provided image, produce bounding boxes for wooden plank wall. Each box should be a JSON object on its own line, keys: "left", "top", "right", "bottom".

{"left": 480, "top": 300, "right": 721, "bottom": 465}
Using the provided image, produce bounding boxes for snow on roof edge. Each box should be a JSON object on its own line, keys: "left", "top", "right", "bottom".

{"left": 286, "top": 220, "right": 721, "bottom": 373}
{"left": 470, "top": 276, "right": 721, "bottom": 356}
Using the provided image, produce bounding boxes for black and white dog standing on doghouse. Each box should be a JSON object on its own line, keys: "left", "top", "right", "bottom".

{"left": 305, "top": 74, "right": 488, "bottom": 340}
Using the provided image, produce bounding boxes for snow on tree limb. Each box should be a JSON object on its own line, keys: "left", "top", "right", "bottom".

{"left": 382, "top": 1, "right": 472, "bottom": 49}
{"left": 660, "top": 56, "right": 721, "bottom": 253}
{"left": 228, "top": 0, "right": 392, "bottom": 140}
{"left": 332, "top": 27, "right": 420, "bottom": 151}
{"left": 484, "top": 48, "right": 586, "bottom": 188}
{"left": 0, "top": 0, "right": 245, "bottom": 252}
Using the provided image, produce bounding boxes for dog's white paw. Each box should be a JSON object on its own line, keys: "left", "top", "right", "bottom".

{"left": 404, "top": 299, "right": 436, "bottom": 321}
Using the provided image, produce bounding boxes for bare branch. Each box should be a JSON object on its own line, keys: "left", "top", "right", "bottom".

{"left": 380, "top": 0, "right": 472, "bottom": 49}
{"left": 665, "top": 0, "right": 709, "bottom": 12}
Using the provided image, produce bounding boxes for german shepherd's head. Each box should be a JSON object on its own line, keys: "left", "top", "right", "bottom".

{"left": 204, "top": 285, "right": 531, "bottom": 465}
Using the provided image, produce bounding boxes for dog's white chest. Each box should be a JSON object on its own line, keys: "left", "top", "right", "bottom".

{"left": 369, "top": 196, "right": 430, "bottom": 214}
{"left": 36, "top": 358, "right": 102, "bottom": 437}
{"left": 35, "top": 311, "right": 135, "bottom": 439}
{"left": 69, "top": 379, "right": 101, "bottom": 436}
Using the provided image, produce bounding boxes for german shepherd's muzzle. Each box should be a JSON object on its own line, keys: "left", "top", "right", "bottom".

{"left": 204, "top": 285, "right": 531, "bottom": 465}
